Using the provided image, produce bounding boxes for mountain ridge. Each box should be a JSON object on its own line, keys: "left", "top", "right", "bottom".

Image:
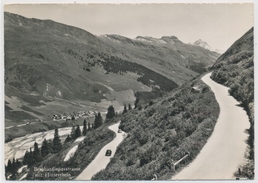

{"left": 5, "top": 11, "right": 219, "bottom": 127}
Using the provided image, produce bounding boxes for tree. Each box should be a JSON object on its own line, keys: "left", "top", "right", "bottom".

{"left": 53, "top": 128, "right": 62, "bottom": 153}
{"left": 123, "top": 104, "right": 127, "bottom": 114}
{"left": 128, "top": 104, "right": 132, "bottom": 110}
{"left": 83, "top": 119, "right": 87, "bottom": 136}
{"left": 33, "top": 142, "right": 42, "bottom": 162}
{"left": 27, "top": 148, "right": 34, "bottom": 167}
{"left": 94, "top": 112, "right": 103, "bottom": 129}
{"left": 64, "top": 135, "right": 72, "bottom": 143}
{"left": 11, "top": 158, "right": 17, "bottom": 175}
{"left": 134, "top": 98, "right": 140, "bottom": 109}
{"left": 88, "top": 122, "right": 91, "bottom": 131}
{"left": 47, "top": 139, "right": 53, "bottom": 153}
{"left": 75, "top": 125, "right": 82, "bottom": 139}
{"left": 6, "top": 159, "right": 12, "bottom": 173}
{"left": 70, "top": 125, "right": 76, "bottom": 140}
{"left": 23, "top": 150, "right": 30, "bottom": 165}
{"left": 41, "top": 138, "right": 49, "bottom": 157}
{"left": 106, "top": 105, "right": 115, "bottom": 119}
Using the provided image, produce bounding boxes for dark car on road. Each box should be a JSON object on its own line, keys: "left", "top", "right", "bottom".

{"left": 105, "top": 150, "right": 112, "bottom": 156}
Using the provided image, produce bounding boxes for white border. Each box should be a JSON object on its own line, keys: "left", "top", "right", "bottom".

{"left": 0, "top": 1, "right": 256, "bottom": 183}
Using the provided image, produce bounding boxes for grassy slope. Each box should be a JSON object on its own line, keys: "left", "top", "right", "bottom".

{"left": 91, "top": 76, "right": 219, "bottom": 180}
{"left": 100, "top": 35, "right": 220, "bottom": 85}
{"left": 5, "top": 12, "right": 219, "bottom": 105}
{"left": 210, "top": 27, "right": 254, "bottom": 179}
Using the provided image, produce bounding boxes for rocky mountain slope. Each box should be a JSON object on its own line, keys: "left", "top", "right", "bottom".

{"left": 4, "top": 12, "right": 220, "bottom": 124}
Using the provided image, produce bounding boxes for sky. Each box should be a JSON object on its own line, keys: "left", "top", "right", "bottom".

{"left": 4, "top": 3, "right": 254, "bottom": 53}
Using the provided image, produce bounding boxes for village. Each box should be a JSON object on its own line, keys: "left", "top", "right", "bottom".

{"left": 52, "top": 110, "right": 99, "bottom": 121}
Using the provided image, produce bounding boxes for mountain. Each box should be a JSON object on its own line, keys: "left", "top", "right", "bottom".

{"left": 211, "top": 27, "right": 254, "bottom": 179}
{"left": 193, "top": 39, "right": 212, "bottom": 50}
{"left": 193, "top": 39, "right": 225, "bottom": 54}
{"left": 4, "top": 12, "right": 220, "bottom": 126}
{"left": 91, "top": 27, "right": 254, "bottom": 180}
{"left": 100, "top": 34, "right": 220, "bottom": 79}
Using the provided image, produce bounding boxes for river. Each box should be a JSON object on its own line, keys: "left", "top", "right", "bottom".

{"left": 4, "top": 126, "right": 74, "bottom": 164}
{"left": 172, "top": 73, "right": 250, "bottom": 180}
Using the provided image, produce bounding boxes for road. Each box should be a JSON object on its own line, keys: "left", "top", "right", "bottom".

{"left": 76, "top": 122, "right": 125, "bottom": 180}
{"left": 172, "top": 73, "right": 250, "bottom": 180}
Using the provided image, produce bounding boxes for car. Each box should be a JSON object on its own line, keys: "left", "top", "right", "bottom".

{"left": 105, "top": 150, "right": 112, "bottom": 156}
{"left": 118, "top": 129, "right": 122, "bottom": 133}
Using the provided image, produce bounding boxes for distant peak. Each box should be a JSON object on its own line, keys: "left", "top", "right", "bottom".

{"left": 194, "top": 39, "right": 207, "bottom": 44}
{"left": 193, "top": 39, "right": 211, "bottom": 50}
{"left": 160, "top": 36, "right": 182, "bottom": 44}
{"left": 161, "top": 36, "right": 179, "bottom": 40}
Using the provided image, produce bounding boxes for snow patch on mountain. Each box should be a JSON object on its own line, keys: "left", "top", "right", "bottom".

{"left": 193, "top": 39, "right": 212, "bottom": 50}
{"left": 193, "top": 39, "right": 224, "bottom": 54}
{"left": 135, "top": 36, "right": 167, "bottom": 44}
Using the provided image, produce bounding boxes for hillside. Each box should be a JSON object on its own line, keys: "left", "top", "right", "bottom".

{"left": 100, "top": 35, "right": 220, "bottom": 79}
{"left": 17, "top": 75, "right": 220, "bottom": 181}
{"left": 211, "top": 27, "right": 254, "bottom": 178}
{"left": 90, "top": 75, "right": 220, "bottom": 180}
{"left": 4, "top": 12, "right": 220, "bottom": 126}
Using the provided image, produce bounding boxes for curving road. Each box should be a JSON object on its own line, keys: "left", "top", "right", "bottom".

{"left": 172, "top": 73, "right": 250, "bottom": 180}
{"left": 76, "top": 122, "right": 125, "bottom": 180}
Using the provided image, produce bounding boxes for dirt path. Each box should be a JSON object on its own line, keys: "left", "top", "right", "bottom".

{"left": 76, "top": 122, "right": 125, "bottom": 180}
{"left": 172, "top": 72, "right": 250, "bottom": 180}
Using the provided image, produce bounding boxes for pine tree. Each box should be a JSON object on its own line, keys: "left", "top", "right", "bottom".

{"left": 98, "top": 112, "right": 103, "bottom": 126}
{"left": 70, "top": 125, "right": 76, "bottom": 140}
{"left": 6, "top": 159, "right": 12, "bottom": 173}
{"left": 94, "top": 112, "right": 103, "bottom": 129}
{"left": 134, "top": 98, "right": 139, "bottom": 109}
{"left": 23, "top": 150, "right": 30, "bottom": 165}
{"left": 11, "top": 158, "right": 16, "bottom": 174}
{"left": 128, "top": 103, "right": 132, "bottom": 110}
{"left": 52, "top": 128, "right": 62, "bottom": 153}
{"left": 47, "top": 139, "right": 53, "bottom": 153}
{"left": 41, "top": 138, "right": 49, "bottom": 157}
{"left": 64, "top": 135, "right": 72, "bottom": 143}
{"left": 83, "top": 119, "right": 87, "bottom": 136}
{"left": 28, "top": 148, "right": 35, "bottom": 166}
{"left": 106, "top": 105, "right": 115, "bottom": 119}
{"left": 75, "top": 125, "right": 82, "bottom": 139}
{"left": 123, "top": 104, "right": 127, "bottom": 114}
{"left": 87, "top": 122, "right": 91, "bottom": 131}
{"left": 33, "top": 142, "right": 42, "bottom": 162}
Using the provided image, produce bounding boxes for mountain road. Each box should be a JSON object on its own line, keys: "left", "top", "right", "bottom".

{"left": 172, "top": 72, "right": 250, "bottom": 180}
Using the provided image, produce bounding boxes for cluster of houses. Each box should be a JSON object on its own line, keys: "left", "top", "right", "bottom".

{"left": 52, "top": 110, "right": 98, "bottom": 121}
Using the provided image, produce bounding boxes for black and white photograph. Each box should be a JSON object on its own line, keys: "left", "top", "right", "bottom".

{"left": 3, "top": 1, "right": 254, "bottom": 181}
